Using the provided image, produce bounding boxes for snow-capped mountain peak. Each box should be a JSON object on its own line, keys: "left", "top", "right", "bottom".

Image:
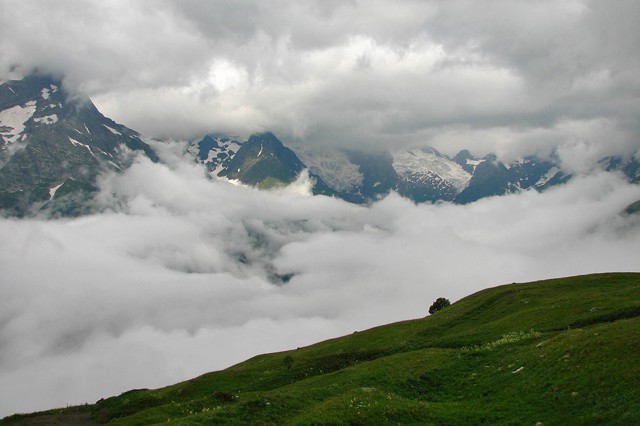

{"left": 392, "top": 147, "right": 471, "bottom": 192}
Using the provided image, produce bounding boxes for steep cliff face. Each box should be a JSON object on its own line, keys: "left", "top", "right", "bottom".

{"left": 0, "top": 74, "right": 157, "bottom": 216}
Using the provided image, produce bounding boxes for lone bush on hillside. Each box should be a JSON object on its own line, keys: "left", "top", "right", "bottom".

{"left": 429, "top": 297, "right": 451, "bottom": 314}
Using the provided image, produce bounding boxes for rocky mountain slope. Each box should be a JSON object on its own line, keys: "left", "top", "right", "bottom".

{"left": 599, "top": 155, "right": 640, "bottom": 183}
{"left": 0, "top": 74, "right": 157, "bottom": 216}
{"left": 217, "top": 132, "right": 305, "bottom": 188}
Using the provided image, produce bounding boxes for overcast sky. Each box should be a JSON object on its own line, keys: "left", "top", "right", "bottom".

{"left": 2, "top": 0, "right": 640, "bottom": 159}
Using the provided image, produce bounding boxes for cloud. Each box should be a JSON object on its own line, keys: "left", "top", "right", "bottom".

{"left": 1, "top": 149, "right": 640, "bottom": 417}
{"left": 425, "top": 116, "right": 638, "bottom": 166}
{"left": 2, "top": 0, "right": 638, "bottom": 158}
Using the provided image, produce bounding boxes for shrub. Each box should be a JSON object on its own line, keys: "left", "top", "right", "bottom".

{"left": 429, "top": 297, "right": 451, "bottom": 314}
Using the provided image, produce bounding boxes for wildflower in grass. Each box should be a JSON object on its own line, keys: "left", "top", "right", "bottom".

{"left": 461, "top": 330, "right": 542, "bottom": 352}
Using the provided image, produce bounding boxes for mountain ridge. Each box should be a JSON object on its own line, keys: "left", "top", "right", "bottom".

{"left": 2, "top": 74, "right": 639, "bottom": 216}
{"left": 191, "top": 133, "right": 598, "bottom": 205}
{"left": 0, "top": 74, "right": 158, "bottom": 216}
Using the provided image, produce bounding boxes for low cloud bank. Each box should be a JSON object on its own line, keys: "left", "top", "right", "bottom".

{"left": 1, "top": 153, "right": 639, "bottom": 417}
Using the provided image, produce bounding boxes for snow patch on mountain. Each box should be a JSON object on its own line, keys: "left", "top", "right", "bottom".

{"left": 223, "top": 140, "right": 242, "bottom": 158}
{"left": 188, "top": 134, "right": 243, "bottom": 177}
{"left": 536, "top": 167, "right": 560, "bottom": 186}
{"left": 33, "top": 114, "right": 58, "bottom": 125}
{"left": 293, "top": 146, "right": 364, "bottom": 192}
{"left": 0, "top": 101, "right": 37, "bottom": 144}
{"left": 103, "top": 124, "right": 122, "bottom": 135}
{"left": 48, "top": 181, "right": 65, "bottom": 199}
{"left": 69, "top": 137, "right": 95, "bottom": 156}
{"left": 393, "top": 148, "right": 471, "bottom": 191}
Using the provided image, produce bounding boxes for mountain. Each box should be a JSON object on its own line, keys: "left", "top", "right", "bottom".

{"left": 451, "top": 155, "right": 570, "bottom": 204}
{"left": 192, "top": 134, "right": 581, "bottom": 205}
{"left": 0, "top": 74, "right": 158, "bottom": 217}
{"left": 187, "top": 133, "right": 242, "bottom": 176}
{"left": 625, "top": 199, "right": 640, "bottom": 215}
{"left": 599, "top": 154, "right": 640, "bottom": 184}
{"left": 293, "top": 146, "right": 392, "bottom": 203}
{"left": 393, "top": 147, "right": 470, "bottom": 202}
{"left": 189, "top": 132, "right": 336, "bottom": 196}
{"left": 4, "top": 273, "right": 639, "bottom": 425}
{"left": 218, "top": 132, "right": 305, "bottom": 188}
{"left": 203, "top": 139, "right": 575, "bottom": 205}
{"left": 394, "top": 150, "right": 572, "bottom": 204}
{"left": 3, "top": 74, "right": 634, "bottom": 215}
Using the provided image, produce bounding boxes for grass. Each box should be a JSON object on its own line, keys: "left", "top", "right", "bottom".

{"left": 256, "top": 176, "right": 288, "bottom": 190}
{"left": 3, "top": 272, "right": 639, "bottom": 425}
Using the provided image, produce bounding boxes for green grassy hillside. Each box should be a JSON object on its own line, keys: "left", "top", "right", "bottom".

{"left": 3, "top": 273, "right": 640, "bottom": 425}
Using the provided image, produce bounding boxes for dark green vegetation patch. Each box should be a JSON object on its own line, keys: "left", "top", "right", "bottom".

{"left": 3, "top": 273, "right": 639, "bottom": 425}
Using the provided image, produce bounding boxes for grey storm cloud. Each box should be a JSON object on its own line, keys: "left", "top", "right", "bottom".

{"left": 1, "top": 0, "right": 639, "bottom": 158}
{"left": 1, "top": 146, "right": 639, "bottom": 417}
